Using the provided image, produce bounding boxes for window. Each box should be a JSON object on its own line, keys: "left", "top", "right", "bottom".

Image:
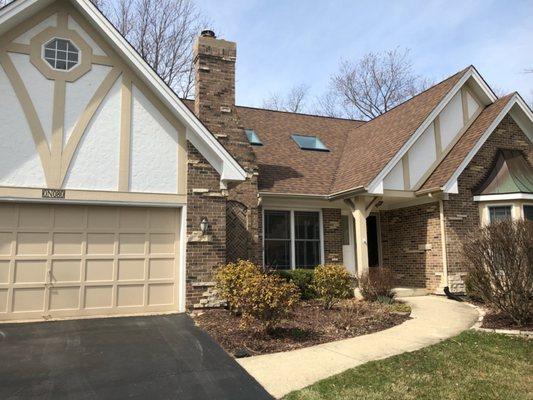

{"left": 294, "top": 212, "right": 320, "bottom": 268}
{"left": 43, "top": 38, "right": 79, "bottom": 71}
{"left": 245, "top": 129, "right": 262, "bottom": 145}
{"left": 264, "top": 210, "right": 322, "bottom": 269}
{"left": 488, "top": 206, "right": 512, "bottom": 223}
{"left": 524, "top": 205, "right": 533, "bottom": 221}
{"left": 264, "top": 210, "right": 291, "bottom": 269}
{"left": 291, "top": 134, "right": 329, "bottom": 151}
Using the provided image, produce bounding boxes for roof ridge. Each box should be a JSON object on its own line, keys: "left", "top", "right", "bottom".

{"left": 235, "top": 104, "right": 367, "bottom": 123}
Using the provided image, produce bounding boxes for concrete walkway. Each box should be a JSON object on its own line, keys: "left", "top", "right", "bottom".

{"left": 237, "top": 296, "right": 479, "bottom": 399}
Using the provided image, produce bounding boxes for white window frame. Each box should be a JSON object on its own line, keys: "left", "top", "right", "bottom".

{"left": 478, "top": 201, "right": 531, "bottom": 226}
{"left": 262, "top": 207, "right": 324, "bottom": 269}
{"left": 42, "top": 37, "right": 81, "bottom": 71}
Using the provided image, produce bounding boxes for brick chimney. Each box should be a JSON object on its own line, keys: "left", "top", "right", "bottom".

{"left": 193, "top": 31, "right": 261, "bottom": 264}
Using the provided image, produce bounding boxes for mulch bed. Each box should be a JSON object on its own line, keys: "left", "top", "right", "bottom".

{"left": 194, "top": 299, "right": 410, "bottom": 357}
{"left": 481, "top": 311, "right": 533, "bottom": 331}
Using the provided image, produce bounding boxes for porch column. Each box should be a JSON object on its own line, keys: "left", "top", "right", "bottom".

{"left": 351, "top": 197, "right": 369, "bottom": 278}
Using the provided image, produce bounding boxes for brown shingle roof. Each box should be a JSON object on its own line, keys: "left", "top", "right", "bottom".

{"left": 236, "top": 107, "right": 364, "bottom": 195}
{"left": 419, "top": 94, "right": 514, "bottom": 192}
{"left": 330, "top": 67, "right": 469, "bottom": 194}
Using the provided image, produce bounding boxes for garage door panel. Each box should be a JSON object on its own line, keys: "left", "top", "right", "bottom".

{"left": 87, "top": 233, "right": 115, "bottom": 255}
{"left": 0, "top": 261, "right": 9, "bottom": 283}
{"left": 149, "top": 259, "right": 174, "bottom": 280}
{"left": 0, "top": 289, "right": 7, "bottom": 312}
{"left": 51, "top": 260, "right": 81, "bottom": 283}
{"left": 85, "top": 259, "right": 114, "bottom": 281}
{"left": 117, "top": 285, "right": 144, "bottom": 307}
{"left": 1, "top": 203, "right": 180, "bottom": 321}
{"left": 16, "top": 233, "right": 48, "bottom": 255}
{"left": 119, "top": 234, "right": 145, "bottom": 254}
{"left": 53, "top": 233, "right": 83, "bottom": 255}
{"left": 118, "top": 259, "right": 145, "bottom": 281}
{"left": 0, "top": 232, "right": 12, "bottom": 255}
{"left": 14, "top": 260, "right": 47, "bottom": 283}
{"left": 12, "top": 287, "right": 45, "bottom": 312}
{"left": 49, "top": 287, "right": 79, "bottom": 311}
{"left": 148, "top": 284, "right": 173, "bottom": 306}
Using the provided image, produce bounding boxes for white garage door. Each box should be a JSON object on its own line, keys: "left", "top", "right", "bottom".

{"left": 0, "top": 203, "right": 181, "bottom": 322}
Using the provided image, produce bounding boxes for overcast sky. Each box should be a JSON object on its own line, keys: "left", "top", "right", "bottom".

{"left": 196, "top": 0, "right": 533, "bottom": 109}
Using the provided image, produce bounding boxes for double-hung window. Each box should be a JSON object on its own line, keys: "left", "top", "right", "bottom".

{"left": 488, "top": 205, "right": 512, "bottom": 223}
{"left": 264, "top": 210, "right": 322, "bottom": 269}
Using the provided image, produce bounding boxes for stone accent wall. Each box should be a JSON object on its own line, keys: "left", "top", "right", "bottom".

{"left": 322, "top": 208, "right": 343, "bottom": 265}
{"left": 380, "top": 202, "right": 443, "bottom": 291}
{"left": 442, "top": 115, "right": 533, "bottom": 292}
{"left": 186, "top": 142, "right": 227, "bottom": 308}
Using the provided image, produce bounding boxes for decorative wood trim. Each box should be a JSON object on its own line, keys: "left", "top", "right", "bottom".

{"left": 461, "top": 87, "right": 469, "bottom": 125}
{"left": 402, "top": 153, "right": 410, "bottom": 190}
{"left": 177, "top": 130, "right": 187, "bottom": 196}
{"left": 5, "top": 43, "right": 29, "bottom": 54}
{"left": 60, "top": 67, "right": 121, "bottom": 184}
{"left": 92, "top": 54, "right": 114, "bottom": 66}
{"left": 119, "top": 73, "right": 132, "bottom": 192}
{"left": 51, "top": 79, "right": 66, "bottom": 187}
{"left": 434, "top": 117, "right": 442, "bottom": 155}
{"left": 57, "top": 10, "right": 68, "bottom": 30}
{"left": 0, "top": 52, "right": 52, "bottom": 185}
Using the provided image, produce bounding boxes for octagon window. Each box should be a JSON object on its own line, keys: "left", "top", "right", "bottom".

{"left": 43, "top": 38, "right": 79, "bottom": 71}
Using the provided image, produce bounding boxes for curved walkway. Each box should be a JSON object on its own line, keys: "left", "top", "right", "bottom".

{"left": 237, "top": 296, "right": 479, "bottom": 399}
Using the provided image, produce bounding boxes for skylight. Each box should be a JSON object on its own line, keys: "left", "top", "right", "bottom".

{"left": 245, "top": 129, "right": 263, "bottom": 145}
{"left": 291, "top": 134, "right": 329, "bottom": 151}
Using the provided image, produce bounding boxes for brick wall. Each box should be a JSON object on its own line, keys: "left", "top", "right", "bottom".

{"left": 380, "top": 202, "right": 443, "bottom": 291}
{"left": 322, "top": 208, "right": 343, "bottom": 264}
{"left": 186, "top": 142, "right": 227, "bottom": 308}
{"left": 443, "top": 115, "right": 533, "bottom": 292}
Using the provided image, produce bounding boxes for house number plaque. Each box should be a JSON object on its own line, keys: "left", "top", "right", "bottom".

{"left": 42, "top": 189, "right": 65, "bottom": 199}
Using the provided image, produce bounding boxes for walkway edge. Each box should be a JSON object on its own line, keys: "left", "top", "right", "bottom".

{"left": 237, "top": 296, "right": 479, "bottom": 399}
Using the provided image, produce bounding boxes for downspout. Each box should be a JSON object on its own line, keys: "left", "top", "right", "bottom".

{"left": 438, "top": 199, "right": 449, "bottom": 292}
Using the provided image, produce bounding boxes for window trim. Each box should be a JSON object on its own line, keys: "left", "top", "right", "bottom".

{"left": 487, "top": 204, "right": 513, "bottom": 224}
{"left": 42, "top": 37, "right": 81, "bottom": 71}
{"left": 262, "top": 207, "right": 324, "bottom": 269}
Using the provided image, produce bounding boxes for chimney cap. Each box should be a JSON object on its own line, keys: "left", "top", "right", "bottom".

{"left": 201, "top": 30, "right": 216, "bottom": 38}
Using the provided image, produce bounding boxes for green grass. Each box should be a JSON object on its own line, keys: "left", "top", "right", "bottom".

{"left": 284, "top": 331, "right": 532, "bottom": 400}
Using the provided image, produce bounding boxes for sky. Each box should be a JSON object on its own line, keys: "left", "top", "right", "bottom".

{"left": 196, "top": 0, "right": 533, "bottom": 109}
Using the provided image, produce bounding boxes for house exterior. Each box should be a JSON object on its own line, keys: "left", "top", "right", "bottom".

{"left": 0, "top": 0, "right": 531, "bottom": 321}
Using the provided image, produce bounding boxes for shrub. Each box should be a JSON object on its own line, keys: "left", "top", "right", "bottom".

{"left": 462, "top": 219, "right": 532, "bottom": 326}
{"left": 313, "top": 264, "right": 352, "bottom": 309}
{"left": 214, "top": 260, "right": 260, "bottom": 312}
{"left": 276, "top": 269, "right": 317, "bottom": 300}
{"left": 240, "top": 273, "right": 300, "bottom": 332}
{"left": 359, "top": 267, "right": 395, "bottom": 302}
{"left": 464, "top": 272, "right": 483, "bottom": 302}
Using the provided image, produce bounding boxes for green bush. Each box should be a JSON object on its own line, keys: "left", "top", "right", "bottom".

{"left": 359, "top": 267, "right": 396, "bottom": 302}
{"left": 214, "top": 260, "right": 260, "bottom": 312}
{"left": 240, "top": 273, "right": 300, "bottom": 332}
{"left": 276, "top": 269, "right": 317, "bottom": 300}
{"left": 313, "top": 264, "right": 352, "bottom": 309}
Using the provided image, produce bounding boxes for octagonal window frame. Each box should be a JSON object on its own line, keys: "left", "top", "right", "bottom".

{"left": 42, "top": 37, "right": 81, "bottom": 72}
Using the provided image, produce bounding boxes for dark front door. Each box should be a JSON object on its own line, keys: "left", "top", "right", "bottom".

{"left": 366, "top": 215, "right": 380, "bottom": 267}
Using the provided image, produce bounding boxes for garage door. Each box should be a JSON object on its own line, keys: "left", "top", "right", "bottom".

{"left": 0, "top": 203, "right": 181, "bottom": 322}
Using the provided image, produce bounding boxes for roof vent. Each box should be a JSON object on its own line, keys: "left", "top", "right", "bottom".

{"left": 201, "top": 30, "right": 216, "bottom": 38}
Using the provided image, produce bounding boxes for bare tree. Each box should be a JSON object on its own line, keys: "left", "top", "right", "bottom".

{"left": 317, "top": 48, "right": 430, "bottom": 120}
{"left": 263, "top": 84, "right": 310, "bottom": 113}
{"left": 91, "top": 0, "right": 207, "bottom": 98}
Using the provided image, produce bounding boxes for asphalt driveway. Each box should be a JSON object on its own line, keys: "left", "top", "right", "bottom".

{"left": 0, "top": 314, "right": 273, "bottom": 400}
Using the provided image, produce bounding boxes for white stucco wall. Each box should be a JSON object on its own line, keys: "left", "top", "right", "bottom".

{"left": 408, "top": 123, "right": 436, "bottom": 186}
{"left": 466, "top": 90, "right": 480, "bottom": 119}
{"left": 10, "top": 52, "right": 54, "bottom": 145}
{"left": 383, "top": 159, "right": 404, "bottom": 190}
{"left": 13, "top": 14, "right": 57, "bottom": 45}
{"left": 64, "top": 64, "right": 112, "bottom": 146}
{"left": 130, "top": 85, "right": 178, "bottom": 194}
{"left": 63, "top": 79, "right": 121, "bottom": 190}
{"left": 439, "top": 91, "right": 463, "bottom": 149}
{"left": 68, "top": 16, "right": 106, "bottom": 56}
{"left": 0, "top": 64, "right": 46, "bottom": 187}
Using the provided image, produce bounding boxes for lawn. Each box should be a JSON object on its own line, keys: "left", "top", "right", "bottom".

{"left": 284, "top": 331, "right": 532, "bottom": 400}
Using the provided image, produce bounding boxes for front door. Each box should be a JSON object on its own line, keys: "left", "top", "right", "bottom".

{"left": 366, "top": 215, "right": 380, "bottom": 267}
{"left": 341, "top": 215, "right": 356, "bottom": 274}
